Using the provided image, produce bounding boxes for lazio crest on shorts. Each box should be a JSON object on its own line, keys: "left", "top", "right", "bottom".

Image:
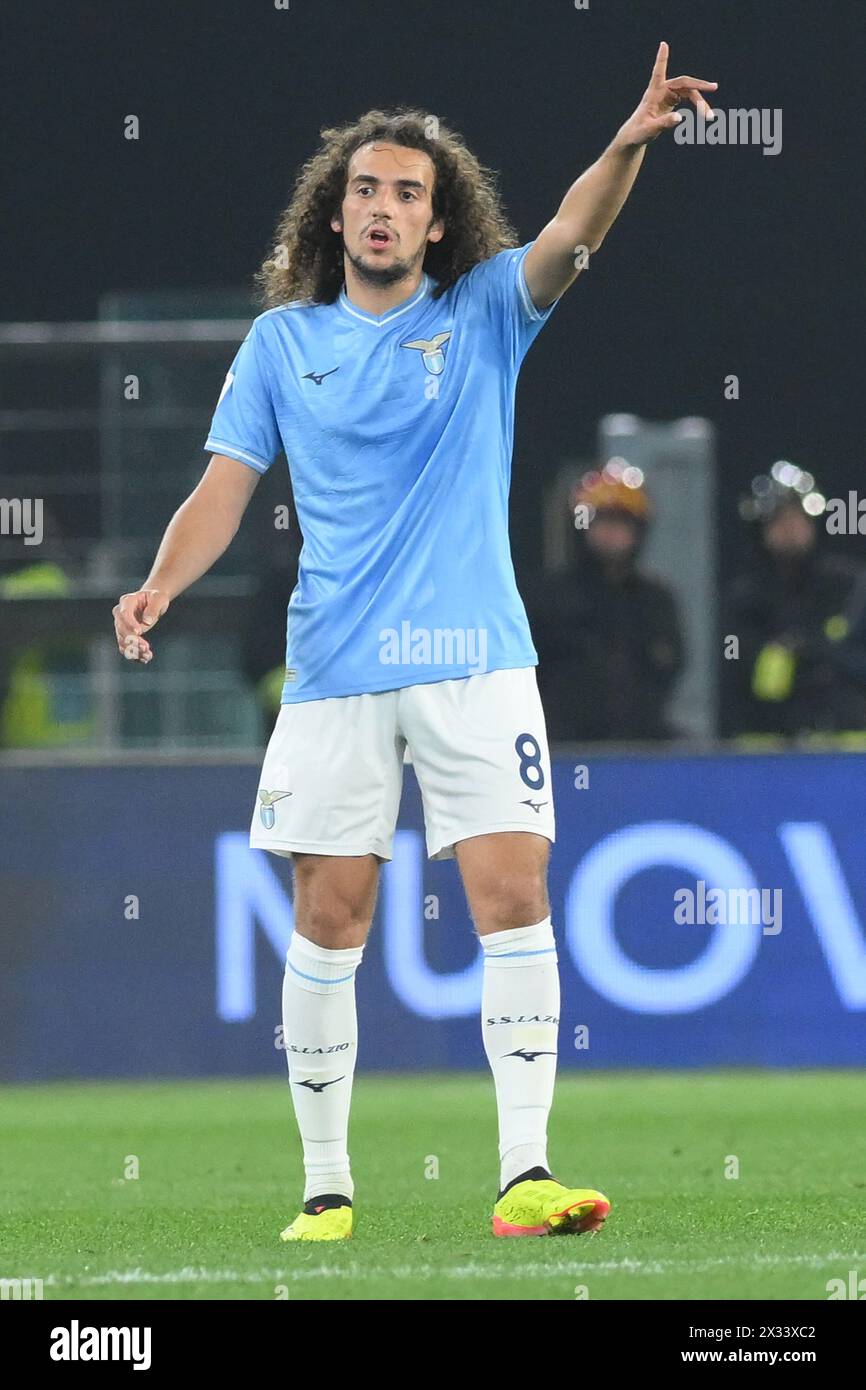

{"left": 258, "top": 788, "right": 293, "bottom": 829}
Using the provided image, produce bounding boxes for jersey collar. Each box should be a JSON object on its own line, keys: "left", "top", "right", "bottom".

{"left": 337, "top": 274, "right": 431, "bottom": 327}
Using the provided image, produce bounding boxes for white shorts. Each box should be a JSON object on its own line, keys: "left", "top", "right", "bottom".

{"left": 249, "top": 665, "right": 555, "bottom": 861}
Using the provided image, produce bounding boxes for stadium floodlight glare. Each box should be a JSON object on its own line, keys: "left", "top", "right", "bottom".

{"left": 604, "top": 413, "right": 642, "bottom": 435}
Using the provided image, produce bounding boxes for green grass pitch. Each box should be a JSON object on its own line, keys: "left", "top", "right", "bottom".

{"left": 3, "top": 1071, "right": 864, "bottom": 1301}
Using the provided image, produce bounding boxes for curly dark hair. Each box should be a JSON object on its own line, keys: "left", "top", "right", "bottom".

{"left": 254, "top": 108, "right": 520, "bottom": 307}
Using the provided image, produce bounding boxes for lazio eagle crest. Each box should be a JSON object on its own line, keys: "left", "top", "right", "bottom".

{"left": 258, "top": 788, "right": 292, "bottom": 829}
{"left": 401, "top": 331, "right": 452, "bottom": 376}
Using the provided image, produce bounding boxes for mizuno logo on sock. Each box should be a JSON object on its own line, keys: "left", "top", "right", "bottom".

{"left": 296, "top": 1076, "right": 345, "bottom": 1093}
{"left": 502, "top": 1048, "right": 557, "bottom": 1063}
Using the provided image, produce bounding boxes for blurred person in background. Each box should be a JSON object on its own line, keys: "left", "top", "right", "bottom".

{"left": 721, "top": 462, "right": 866, "bottom": 741}
{"left": 528, "top": 462, "right": 685, "bottom": 742}
{"left": 821, "top": 567, "right": 866, "bottom": 700}
{"left": 0, "top": 506, "right": 94, "bottom": 748}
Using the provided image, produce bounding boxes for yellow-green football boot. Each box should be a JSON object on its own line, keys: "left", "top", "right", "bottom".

{"left": 280, "top": 1194, "right": 353, "bottom": 1242}
{"left": 492, "top": 1166, "right": 610, "bottom": 1237}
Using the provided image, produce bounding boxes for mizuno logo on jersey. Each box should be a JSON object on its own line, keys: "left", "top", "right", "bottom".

{"left": 302, "top": 367, "right": 340, "bottom": 385}
{"left": 401, "top": 331, "right": 452, "bottom": 376}
{"left": 520, "top": 798, "right": 549, "bottom": 813}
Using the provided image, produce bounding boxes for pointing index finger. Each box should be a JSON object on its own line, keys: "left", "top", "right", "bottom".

{"left": 652, "top": 40, "right": 669, "bottom": 85}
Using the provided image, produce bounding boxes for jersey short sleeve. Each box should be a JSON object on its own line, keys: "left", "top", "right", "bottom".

{"left": 460, "top": 240, "right": 562, "bottom": 368}
{"left": 204, "top": 317, "right": 281, "bottom": 474}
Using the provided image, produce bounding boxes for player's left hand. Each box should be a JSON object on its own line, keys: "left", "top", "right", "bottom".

{"left": 617, "top": 41, "right": 718, "bottom": 148}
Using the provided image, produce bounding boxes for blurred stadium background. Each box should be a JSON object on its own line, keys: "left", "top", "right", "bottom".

{"left": 1, "top": 0, "right": 863, "bottom": 1300}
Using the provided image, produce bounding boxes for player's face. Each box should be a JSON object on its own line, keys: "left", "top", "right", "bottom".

{"left": 332, "top": 142, "right": 444, "bottom": 287}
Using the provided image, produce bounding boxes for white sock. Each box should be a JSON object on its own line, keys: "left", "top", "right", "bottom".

{"left": 282, "top": 932, "right": 363, "bottom": 1203}
{"left": 480, "top": 918, "right": 560, "bottom": 1191}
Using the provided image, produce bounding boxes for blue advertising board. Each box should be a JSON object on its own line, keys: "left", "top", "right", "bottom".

{"left": 1, "top": 752, "right": 865, "bottom": 1079}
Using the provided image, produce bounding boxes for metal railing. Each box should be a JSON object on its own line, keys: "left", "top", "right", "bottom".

{"left": 0, "top": 311, "right": 287, "bottom": 751}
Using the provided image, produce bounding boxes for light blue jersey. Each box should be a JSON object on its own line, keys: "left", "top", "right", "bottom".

{"left": 205, "top": 241, "right": 560, "bottom": 702}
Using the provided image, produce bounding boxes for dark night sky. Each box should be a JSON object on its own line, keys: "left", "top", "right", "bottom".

{"left": 4, "top": 0, "right": 864, "bottom": 567}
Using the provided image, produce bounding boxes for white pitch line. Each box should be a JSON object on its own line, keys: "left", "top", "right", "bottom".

{"left": 42, "top": 1251, "right": 866, "bottom": 1288}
